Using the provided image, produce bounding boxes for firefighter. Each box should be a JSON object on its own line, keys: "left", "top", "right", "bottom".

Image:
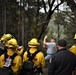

{"left": 22, "top": 38, "right": 45, "bottom": 75}
{"left": 0, "top": 33, "right": 24, "bottom": 56}
{"left": 69, "top": 33, "right": 76, "bottom": 55}
{"left": 0, "top": 38, "right": 22, "bottom": 75}
{"left": 69, "top": 34, "right": 76, "bottom": 75}
{"left": 0, "top": 34, "right": 14, "bottom": 56}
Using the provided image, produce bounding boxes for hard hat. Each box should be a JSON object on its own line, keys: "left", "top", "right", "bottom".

{"left": 74, "top": 34, "right": 76, "bottom": 39}
{"left": 6, "top": 38, "right": 18, "bottom": 48}
{"left": 28, "top": 38, "right": 40, "bottom": 47}
{"left": 0, "top": 34, "right": 14, "bottom": 42}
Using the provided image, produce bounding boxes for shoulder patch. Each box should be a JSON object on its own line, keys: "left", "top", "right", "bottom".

{"left": 12, "top": 63, "right": 16, "bottom": 66}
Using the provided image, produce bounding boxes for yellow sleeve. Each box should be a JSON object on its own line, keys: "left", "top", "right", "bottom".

{"left": 38, "top": 52, "right": 45, "bottom": 68}
{"left": 23, "top": 51, "right": 28, "bottom": 62}
{"left": 11, "top": 55, "right": 22, "bottom": 75}
{"left": 69, "top": 45, "right": 76, "bottom": 55}
{"left": 0, "top": 54, "right": 5, "bottom": 68}
{"left": 34, "top": 52, "right": 45, "bottom": 68}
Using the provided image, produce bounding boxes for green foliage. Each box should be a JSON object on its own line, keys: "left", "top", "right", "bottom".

{"left": 0, "top": 0, "right": 76, "bottom": 50}
{"left": 46, "top": 11, "right": 76, "bottom": 47}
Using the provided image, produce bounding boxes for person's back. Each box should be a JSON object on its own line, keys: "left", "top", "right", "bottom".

{"left": 43, "top": 35, "right": 56, "bottom": 61}
{"left": 48, "top": 39, "right": 76, "bottom": 75}
{"left": 53, "top": 49, "right": 76, "bottom": 75}
{"left": 0, "top": 53, "right": 22, "bottom": 75}
{"left": 21, "top": 38, "right": 45, "bottom": 75}
{"left": 0, "top": 38, "right": 22, "bottom": 75}
{"left": 46, "top": 42, "right": 56, "bottom": 55}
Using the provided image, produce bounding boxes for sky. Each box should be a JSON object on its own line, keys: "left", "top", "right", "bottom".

{"left": 16, "top": 0, "right": 71, "bottom": 13}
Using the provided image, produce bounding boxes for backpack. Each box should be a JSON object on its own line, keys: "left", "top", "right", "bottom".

{"left": 23, "top": 50, "right": 40, "bottom": 70}
{"left": 20, "top": 50, "right": 40, "bottom": 75}
{"left": 0, "top": 53, "right": 17, "bottom": 75}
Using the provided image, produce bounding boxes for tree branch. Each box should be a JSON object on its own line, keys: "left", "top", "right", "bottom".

{"left": 65, "top": 0, "right": 76, "bottom": 17}
{"left": 42, "top": 0, "right": 47, "bottom": 13}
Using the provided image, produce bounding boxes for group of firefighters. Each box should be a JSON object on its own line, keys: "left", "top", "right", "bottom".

{"left": 0, "top": 34, "right": 45, "bottom": 75}
{"left": 0, "top": 33, "right": 76, "bottom": 75}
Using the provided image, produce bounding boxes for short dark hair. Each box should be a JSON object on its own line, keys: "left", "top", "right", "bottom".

{"left": 58, "top": 39, "right": 67, "bottom": 47}
{"left": 51, "top": 37, "right": 56, "bottom": 41}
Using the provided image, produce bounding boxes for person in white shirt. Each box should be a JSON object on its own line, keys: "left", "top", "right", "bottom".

{"left": 43, "top": 35, "right": 56, "bottom": 61}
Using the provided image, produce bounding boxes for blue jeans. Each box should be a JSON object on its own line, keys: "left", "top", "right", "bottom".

{"left": 45, "top": 54, "right": 52, "bottom": 61}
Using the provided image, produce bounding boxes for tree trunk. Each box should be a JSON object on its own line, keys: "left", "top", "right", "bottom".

{"left": 3, "top": 1, "right": 6, "bottom": 33}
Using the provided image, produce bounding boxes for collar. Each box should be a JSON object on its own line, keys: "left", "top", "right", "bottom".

{"left": 30, "top": 47, "right": 37, "bottom": 53}
{"left": 57, "top": 48, "right": 67, "bottom": 52}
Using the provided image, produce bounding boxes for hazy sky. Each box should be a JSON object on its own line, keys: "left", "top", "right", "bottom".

{"left": 16, "top": 0, "right": 71, "bottom": 13}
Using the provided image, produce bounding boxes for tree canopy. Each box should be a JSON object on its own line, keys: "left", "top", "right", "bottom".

{"left": 0, "top": 0, "right": 76, "bottom": 48}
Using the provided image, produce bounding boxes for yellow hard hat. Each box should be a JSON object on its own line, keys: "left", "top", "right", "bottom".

{"left": 0, "top": 34, "right": 14, "bottom": 42}
{"left": 28, "top": 38, "right": 40, "bottom": 47}
{"left": 74, "top": 34, "right": 76, "bottom": 39}
{"left": 6, "top": 38, "right": 18, "bottom": 48}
